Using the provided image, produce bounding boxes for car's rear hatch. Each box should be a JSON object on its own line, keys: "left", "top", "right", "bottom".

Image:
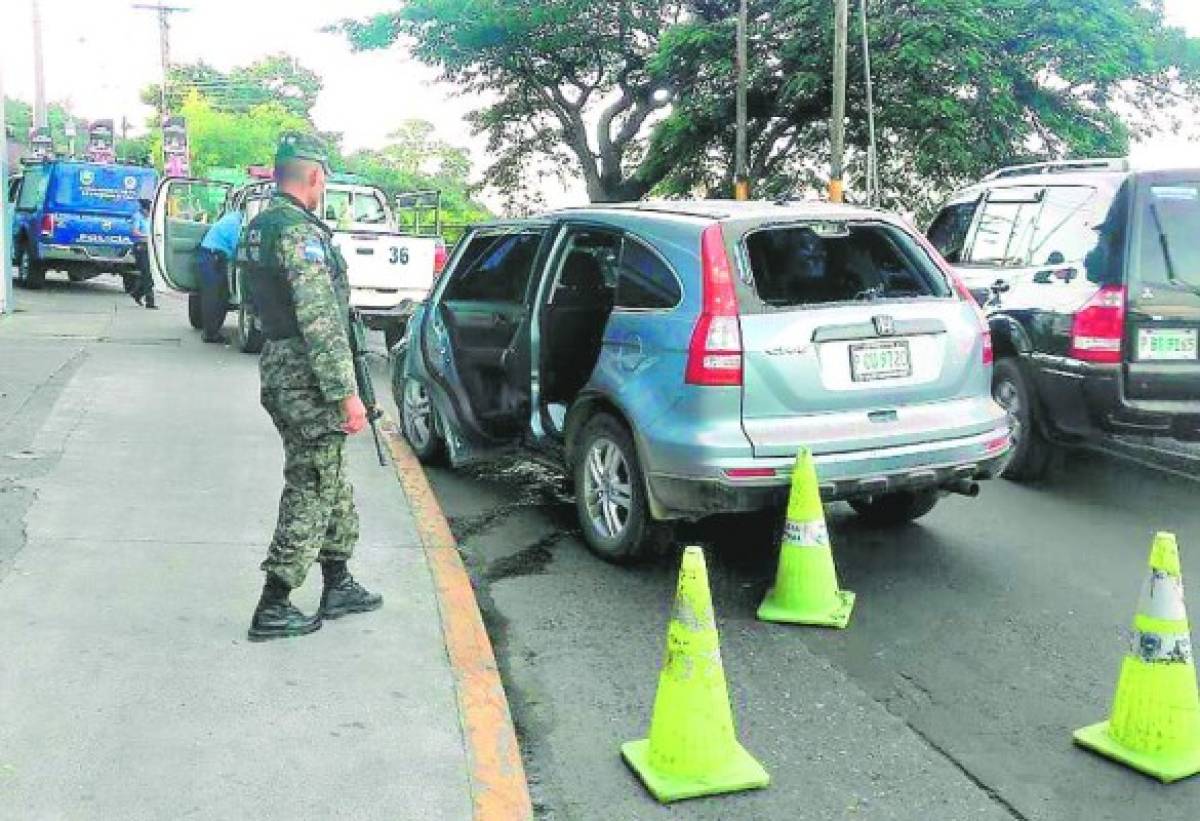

{"left": 729, "top": 217, "right": 1000, "bottom": 458}
{"left": 47, "top": 164, "right": 155, "bottom": 253}
{"left": 1123, "top": 173, "right": 1200, "bottom": 416}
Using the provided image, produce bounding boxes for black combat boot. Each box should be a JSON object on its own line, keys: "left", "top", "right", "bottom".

{"left": 247, "top": 574, "right": 322, "bottom": 642}
{"left": 319, "top": 561, "right": 384, "bottom": 619}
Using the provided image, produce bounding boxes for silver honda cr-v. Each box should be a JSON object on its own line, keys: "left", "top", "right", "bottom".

{"left": 394, "top": 201, "right": 1011, "bottom": 562}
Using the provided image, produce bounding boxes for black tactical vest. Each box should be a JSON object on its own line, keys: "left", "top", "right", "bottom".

{"left": 238, "top": 193, "right": 350, "bottom": 341}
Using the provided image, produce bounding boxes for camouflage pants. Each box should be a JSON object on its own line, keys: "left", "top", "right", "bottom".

{"left": 259, "top": 350, "right": 359, "bottom": 589}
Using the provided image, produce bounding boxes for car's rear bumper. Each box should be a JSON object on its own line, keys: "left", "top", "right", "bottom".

{"left": 1034, "top": 357, "right": 1200, "bottom": 441}
{"left": 644, "top": 427, "right": 1013, "bottom": 520}
{"left": 38, "top": 242, "right": 136, "bottom": 268}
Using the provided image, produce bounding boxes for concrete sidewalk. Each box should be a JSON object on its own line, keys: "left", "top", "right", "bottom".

{"left": 0, "top": 279, "right": 486, "bottom": 819}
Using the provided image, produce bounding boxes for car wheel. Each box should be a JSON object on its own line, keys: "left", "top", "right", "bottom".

{"left": 573, "top": 413, "right": 665, "bottom": 564}
{"left": 992, "top": 357, "right": 1050, "bottom": 481}
{"left": 849, "top": 489, "right": 940, "bottom": 526}
{"left": 17, "top": 247, "right": 46, "bottom": 290}
{"left": 233, "top": 301, "right": 265, "bottom": 354}
{"left": 187, "top": 293, "right": 204, "bottom": 330}
{"left": 400, "top": 377, "right": 445, "bottom": 464}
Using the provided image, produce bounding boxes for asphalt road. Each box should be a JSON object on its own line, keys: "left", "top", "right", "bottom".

{"left": 377, "top": 358, "right": 1200, "bottom": 820}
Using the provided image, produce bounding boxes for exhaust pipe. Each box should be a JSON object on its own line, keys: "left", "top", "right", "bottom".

{"left": 943, "top": 479, "right": 980, "bottom": 498}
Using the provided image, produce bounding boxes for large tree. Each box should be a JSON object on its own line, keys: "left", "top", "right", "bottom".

{"left": 336, "top": 0, "right": 1200, "bottom": 213}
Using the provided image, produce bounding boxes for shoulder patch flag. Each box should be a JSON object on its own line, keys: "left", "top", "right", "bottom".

{"left": 302, "top": 240, "right": 325, "bottom": 263}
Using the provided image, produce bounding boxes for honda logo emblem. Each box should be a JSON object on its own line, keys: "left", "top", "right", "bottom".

{"left": 873, "top": 315, "right": 896, "bottom": 336}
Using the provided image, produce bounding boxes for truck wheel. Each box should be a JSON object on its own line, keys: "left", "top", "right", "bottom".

{"left": 400, "top": 377, "right": 445, "bottom": 464}
{"left": 573, "top": 413, "right": 667, "bottom": 564}
{"left": 992, "top": 358, "right": 1051, "bottom": 481}
{"left": 17, "top": 247, "right": 47, "bottom": 290}
{"left": 188, "top": 293, "right": 204, "bottom": 330}
{"left": 849, "top": 490, "right": 940, "bottom": 526}
{"left": 233, "top": 302, "right": 265, "bottom": 354}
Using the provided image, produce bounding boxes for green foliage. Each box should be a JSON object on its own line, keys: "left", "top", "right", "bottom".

{"left": 116, "top": 135, "right": 154, "bottom": 166}
{"left": 140, "top": 54, "right": 323, "bottom": 122}
{"left": 159, "top": 91, "right": 313, "bottom": 178}
{"left": 336, "top": 0, "right": 1200, "bottom": 214}
{"left": 4, "top": 98, "right": 90, "bottom": 158}
{"left": 340, "top": 120, "right": 491, "bottom": 225}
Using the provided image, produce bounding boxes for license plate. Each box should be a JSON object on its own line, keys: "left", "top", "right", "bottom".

{"left": 850, "top": 340, "right": 912, "bottom": 381}
{"left": 1138, "top": 328, "right": 1198, "bottom": 361}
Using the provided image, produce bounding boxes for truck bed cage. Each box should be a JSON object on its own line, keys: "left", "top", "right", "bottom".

{"left": 982, "top": 158, "right": 1129, "bottom": 181}
{"left": 394, "top": 189, "right": 442, "bottom": 237}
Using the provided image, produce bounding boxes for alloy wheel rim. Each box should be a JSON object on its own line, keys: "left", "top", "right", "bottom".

{"left": 403, "top": 380, "right": 433, "bottom": 448}
{"left": 583, "top": 437, "right": 633, "bottom": 541}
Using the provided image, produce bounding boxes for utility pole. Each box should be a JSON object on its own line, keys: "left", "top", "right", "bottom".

{"left": 860, "top": 0, "right": 880, "bottom": 207}
{"left": 1, "top": 58, "right": 12, "bottom": 315}
{"left": 734, "top": 0, "right": 749, "bottom": 201}
{"left": 132, "top": 3, "right": 190, "bottom": 118}
{"left": 32, "top": 0, "right": 48, "bottom": 129}
{"left": 829, "top": 0, "right": 848, "bottom": 203}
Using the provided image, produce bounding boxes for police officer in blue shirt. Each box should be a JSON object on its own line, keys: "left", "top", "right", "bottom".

{"left": 130, "top": 198, "right": 157, "bottom": 309}
{"left": 197, "top": 209, "right": 243, "bottom": 343}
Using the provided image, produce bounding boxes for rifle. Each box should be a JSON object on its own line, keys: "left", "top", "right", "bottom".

{"left": 348, "top": 310, "right": 389, "bottom": 467}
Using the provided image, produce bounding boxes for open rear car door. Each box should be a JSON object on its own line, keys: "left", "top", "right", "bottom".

{"left": 149, "top": 177, "right": 231, "bottom": 293}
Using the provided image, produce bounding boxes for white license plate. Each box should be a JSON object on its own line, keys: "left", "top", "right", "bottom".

{"left": 1138, "top": 328, "right": 1198, "bottom": 361}
{"left": 850, "top": 340, "right": 912, "bottom": 381}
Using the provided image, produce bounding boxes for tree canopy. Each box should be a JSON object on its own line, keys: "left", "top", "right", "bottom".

{"left": 336, "top": 0, "right": 1200, "bottom": 214}
{"left": 140, "top": 54, "right": 324, "bottom": 122}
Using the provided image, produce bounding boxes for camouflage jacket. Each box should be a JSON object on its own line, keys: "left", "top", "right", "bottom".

{"left": 238, "top": 193, "right": 357, "bottom": 403}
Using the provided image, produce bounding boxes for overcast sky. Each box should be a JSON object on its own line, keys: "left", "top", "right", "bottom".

{"left": 2, "top": 0, "right": 1199, "bottom": 207}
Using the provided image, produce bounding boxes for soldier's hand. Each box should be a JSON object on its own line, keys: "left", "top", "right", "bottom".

{"left": 341, "top": 394, "right": 368, "bottom": 435}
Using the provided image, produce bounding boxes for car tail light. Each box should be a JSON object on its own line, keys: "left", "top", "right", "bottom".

{"left": 433, "top": 238, "right": 448, "bottom": 277}
{"left": 1070, "top": 285, "right": 1126, "bottom": 364}
{"left": 946, "top": 268, "right": 993, "bottom": 365}
{"left": 39, "top": 214, "right": 55, "bottom": 238}
{"left": 685, "top": 224, "right": 742, "bottom": 386}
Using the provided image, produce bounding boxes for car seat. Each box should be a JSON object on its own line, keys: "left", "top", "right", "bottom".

{"left": 543, "top": 251, "right": 613, "bottom": 401}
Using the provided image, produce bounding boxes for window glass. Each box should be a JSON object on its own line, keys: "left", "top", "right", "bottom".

{"left": 443, "top": 230, "right": 543, "bottom": 304}
{"left": 551, "top": 229, "right": 619, "bottom": 299}
{"left": 1028, "top": 186, "right": 1108, "bottom": 265}
{"left": 967, "top": 187, "right": 1042, "bottom": 266}
{"left": 353, "top": 192, "right": 388, "bottom": 225}
{"left": 324, "top": 190, "right": 351, "bottom": 226}
{"left": 17, "top": 167, "right": 49, "bottom": 210}
{"left": 745, "top": 223, "right": 949, "bottom": 306}
{"left": 1136, "top": 181, "right": 1200, "bottom": 290}
{"left": 616, "top": 238, "right": 681, "bottom": 309}
{"left": 927, "top": 199, "right": 978, "bottom": 263}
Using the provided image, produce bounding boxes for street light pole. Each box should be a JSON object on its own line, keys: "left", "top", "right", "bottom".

{"left": 829, "top": 0, "right": 848, "bottom": 203}
{"left": 734, "top": 0, "right": 749, "bottom": 201}
{"left": 132, "top": 3, "right": 191, "bottom": 118}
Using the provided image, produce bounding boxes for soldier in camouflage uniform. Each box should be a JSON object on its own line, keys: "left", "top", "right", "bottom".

{"left": 241, "top": 133, "right": 383, "bottom": 642}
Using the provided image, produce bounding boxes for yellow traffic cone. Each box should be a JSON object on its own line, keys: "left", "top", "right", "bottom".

{"left": 757, "top": 448, "right": 855, "bottom": 628}
{"left": 1074, "top": 532, "right": 1200, "bottom": 782}
{"left": 621, "top": 545, "right": 770, "bottom": 803}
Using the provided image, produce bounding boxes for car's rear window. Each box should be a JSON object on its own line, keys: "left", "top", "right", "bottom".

{"left": 49, "top": 165, "right": 157, "bottom": 214}
{"left": 1134, "top": 180, "right": 1200, "bottom": 291}
{"left": 743, "top": 223, "right": 950, "bottom": 307}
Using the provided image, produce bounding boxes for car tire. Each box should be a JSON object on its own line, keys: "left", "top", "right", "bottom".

{"left": 16, "top": 247, "right": 46, "bottom": 290}
{"left": 188, "top": 293, "right": 204, "bottom": 330}
{"left": 233, "top": 301, "right": 265, "bottom": 354}
{"left": 849, "top": 489, "right": 940, "bottom": 526}
{"left": 992, "top": 357, "right": 1051, "bottom": 481}
{"left": 573, "top": 413, "right": 665, "bottom": 564}
{"left": 400, "top": 377, "right": 446, "bottom": 464}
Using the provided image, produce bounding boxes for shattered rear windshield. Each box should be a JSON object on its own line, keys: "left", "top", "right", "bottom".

{"left": 742, "top": 223, "right": 950, "bottom": 307}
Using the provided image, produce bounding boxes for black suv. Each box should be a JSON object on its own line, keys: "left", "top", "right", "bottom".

{"left": 928, "top": 159, "right": 1200, "bottom": 478}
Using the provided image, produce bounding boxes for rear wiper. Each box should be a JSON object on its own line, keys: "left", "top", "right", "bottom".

{"left": 1147, "top": 203, "right": 1200, "bottom": 299}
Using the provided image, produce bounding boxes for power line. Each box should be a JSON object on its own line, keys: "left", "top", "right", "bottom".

{"left": 131, "top": 3, "right": 190, "bottom": 117}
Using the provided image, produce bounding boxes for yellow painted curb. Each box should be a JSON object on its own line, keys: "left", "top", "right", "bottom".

{"left": 381, "top": 418, "right": 534, "bottom": 821}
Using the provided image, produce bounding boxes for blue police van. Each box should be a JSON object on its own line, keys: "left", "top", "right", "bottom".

{"left": 9, "top": 160, "right": 158, "bottom": 290}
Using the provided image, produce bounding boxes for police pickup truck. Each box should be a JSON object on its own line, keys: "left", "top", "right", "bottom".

{"left": 149, "top": 175, "right": 446, "bottom": 351}
{"left": 10, "top": 160, "right": 158, "bottom": 290}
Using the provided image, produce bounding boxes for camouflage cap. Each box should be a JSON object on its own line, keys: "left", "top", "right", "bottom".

{"left": 275, "top": 132, "right": 330, "bottom": 172}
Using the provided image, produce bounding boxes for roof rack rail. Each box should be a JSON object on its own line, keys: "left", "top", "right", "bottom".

{"left": 982, "top": 157, "right": 1129, "bottom": 181}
